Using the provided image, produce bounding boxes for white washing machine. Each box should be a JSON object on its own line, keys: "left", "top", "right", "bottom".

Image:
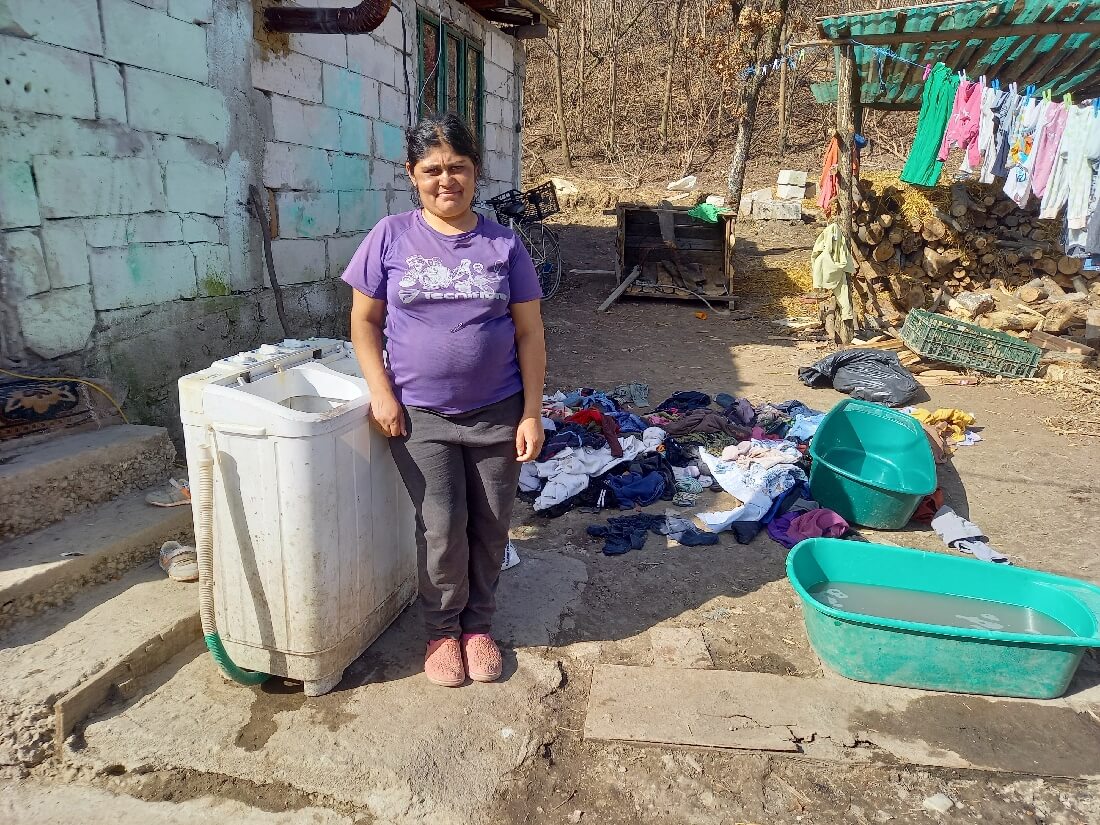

{"left": 179, "top": 339, "right": 416, "bottom": 695}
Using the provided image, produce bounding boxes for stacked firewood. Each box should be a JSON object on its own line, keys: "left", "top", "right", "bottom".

{"left": 848, "top": 177, "right": 1099, "bottom": 355}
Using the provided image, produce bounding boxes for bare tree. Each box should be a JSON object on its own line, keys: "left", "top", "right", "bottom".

{"left": 659, "top": 0, "right": 685, "bottom": 147}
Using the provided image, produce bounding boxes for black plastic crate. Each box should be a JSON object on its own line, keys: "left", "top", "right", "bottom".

{"left": 488, "top": 181, "right": 560, "bottom": 224}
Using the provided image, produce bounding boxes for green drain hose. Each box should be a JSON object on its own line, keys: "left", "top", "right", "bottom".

{"left": 196, "top": 441, "right": 268, "bottom": 686}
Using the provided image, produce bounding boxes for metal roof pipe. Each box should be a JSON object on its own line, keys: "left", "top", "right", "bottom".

{"left": 263, "top": 0, "right": 391, "bottom": 34}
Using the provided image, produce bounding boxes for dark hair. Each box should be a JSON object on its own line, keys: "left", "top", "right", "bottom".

{"left": 405, "top": 113, "right": 483, "bottom": 172}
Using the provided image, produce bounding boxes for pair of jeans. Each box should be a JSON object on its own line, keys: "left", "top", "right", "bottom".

{"left": 388, "top": 393, "right": 524, "bottom": 640}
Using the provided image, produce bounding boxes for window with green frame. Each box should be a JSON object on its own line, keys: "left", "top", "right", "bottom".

{"left": 417, "top": 12, "right": 484, "bottom": 138}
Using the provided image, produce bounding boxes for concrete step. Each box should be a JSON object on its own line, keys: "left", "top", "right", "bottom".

{"left": 0, "top": 489, "right": 194, "bottom": 631}
{"left": 0, "top": 563, "right": 199, "bottom": 773}
{"left": 0, "top": 424, "right": 178, "bottom": 542}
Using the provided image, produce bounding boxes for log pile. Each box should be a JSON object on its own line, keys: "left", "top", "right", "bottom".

{"left": 847, "top": 175, "right": 1100, "bottom": 360}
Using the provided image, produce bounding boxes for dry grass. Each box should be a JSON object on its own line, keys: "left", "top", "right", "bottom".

{"left": 736, "top": 259, "right": 816, "bottom": 319}
{"left": 859, "top": 170, "right": 952, "bottom": 233}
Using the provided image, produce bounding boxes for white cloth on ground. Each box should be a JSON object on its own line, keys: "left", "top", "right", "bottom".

{"left": 532, "top": 428, "right": 666, "bottom": 511}
{"left": 698, "top": 499, "right": 771, "bottom": 533}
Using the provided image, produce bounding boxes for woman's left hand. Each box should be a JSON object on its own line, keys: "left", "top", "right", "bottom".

{"left": 515, "top": 415, "right": 545, "bottom": 463}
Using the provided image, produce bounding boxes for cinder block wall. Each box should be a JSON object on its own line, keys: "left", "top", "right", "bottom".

{"left": 0, "top": 0, "right": 523, "bottom": 436}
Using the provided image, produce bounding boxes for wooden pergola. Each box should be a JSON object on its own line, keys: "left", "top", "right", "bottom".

{"left": 803, "top": 0, "right": 1100, "bottom": 239}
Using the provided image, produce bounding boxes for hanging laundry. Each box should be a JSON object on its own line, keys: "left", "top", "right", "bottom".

{"left": 1002, "top": 97, "right": 1048, "bottom": 207}
{"left": 938, "top": 77, "right": 983, "bottom": 171}
{"left": 901, "top": 63, "right": 960, "bottom": 186}
{"left": 810, "top": 223, "right": 855, "bottom": 321}
{"left": 1030, "top": 101, "right": 1069, "bottom": 199}
{"left": 1039, "top": 105, "right": 1090, "bottom": 219}
{"left": 977, "top": 82, "right": 1010, "bottom": 184}
{"left": 1065, "top": 110, "right": 1100, "bottom": 254}
{"left": 991, "top": 85, "right": 1026, "bottom": 179}
{"left": 817, "top": 136, "right": 840, "bottom": 211}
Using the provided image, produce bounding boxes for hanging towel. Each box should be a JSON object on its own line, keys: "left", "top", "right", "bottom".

{"left": 938, "top": 78, "right": 983, "bottom": 170}
{"left": 810, "top": 223, "right": 854, "bottom": 321}
{"left": 1031, "top": 101, "right": 1069, "bottom": 199}
{"left": 817, "top": 136, "right": 840, "bottom": 212}
{"left": 901, "top": 64, "right": 960, "bottom": 186}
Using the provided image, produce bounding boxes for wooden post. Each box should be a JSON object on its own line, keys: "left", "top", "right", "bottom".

{"left": 778, "top": 54, "right": 788, "bottom": 155}
{"left": 832, "top": 44, "right": 859, "bottom": 344}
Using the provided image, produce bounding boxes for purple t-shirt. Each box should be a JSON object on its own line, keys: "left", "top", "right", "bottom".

{"left": 340, "top": 209, "right": 542, "bottom": 414}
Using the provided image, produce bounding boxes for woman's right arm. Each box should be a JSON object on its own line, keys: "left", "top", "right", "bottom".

{"left": 349, "top": 290, "right": 406, "bottom": 437}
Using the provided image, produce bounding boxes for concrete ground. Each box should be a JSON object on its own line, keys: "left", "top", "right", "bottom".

{"left": 7, "top": 214, "right": 1100, "bottom": 823}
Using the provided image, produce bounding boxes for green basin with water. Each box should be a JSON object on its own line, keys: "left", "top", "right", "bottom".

{"left": 787, "top": 538, "right": 1100, "bottom": 699}
{"left": 808, "top": 398, "right": 936, "bottom": 529}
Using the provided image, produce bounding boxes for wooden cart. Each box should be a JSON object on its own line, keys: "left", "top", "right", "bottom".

{"left": 614, "top": 204, "right": 736, "bottom": 306}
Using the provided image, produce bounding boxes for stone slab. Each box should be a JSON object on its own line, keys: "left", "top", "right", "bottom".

{"left": 0, "top": 425, "right": 176, "bottom": 542}
{"left": 102, "top": 0, "right": 208, "bottom": 83}
{"left": 0, "top": 0, "right": 103, "bottom": 54}
{"left": 0, "top": 35, "right": 95, "bottom": 119}
{"left": 125, "top": 67, "right": 229, "bottom": 146}
{"left": 649, "top": 627, "right": 713, "bottom": 669}
{"left": 74, "top": 550, "right": 587, "bottom": 821}
{"left": 777, "top": 170, "right": 808, "bottom": 186}
{"left": 0, "top": 161, "right": 40, "bottom": 228}
{"left": 16, "top": 285, "right": 96, "bottom": 359}
{"left": 584, "top": 665, "right": 1100, "bottom": 779}
{"left": 33, "top": 155, "right": 166, "bottom": 219}
{"left": 0, "top": 564, "right": 200, "bottom": 771}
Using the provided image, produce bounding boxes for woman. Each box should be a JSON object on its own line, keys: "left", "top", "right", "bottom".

{"left": 341, "top": 113, "right": 547, "bottom": 687}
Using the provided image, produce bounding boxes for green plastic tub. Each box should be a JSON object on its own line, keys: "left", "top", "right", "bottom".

{"left": 787, "top": 538, "right": 1100, "bottom": 699}
{"left": 808, "top": 399, "right": 935, "bottom": 529}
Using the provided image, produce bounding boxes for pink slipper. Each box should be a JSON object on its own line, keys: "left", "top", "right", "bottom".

{"left": 424, "top": 638, "right": 465, "bottom": 687}
{"left": 461, "top": 633, "right": 502, "bottom": 683}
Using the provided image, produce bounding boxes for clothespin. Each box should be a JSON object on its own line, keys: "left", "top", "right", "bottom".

{"left": 923, "top": 64, "right": 932, "bottom": 81}
{"left": 1025, "top": 84, "right": 1036, "bottom": 98}
{"left": 992, "top": 78, "right": 1000, "bottom": 91}
{"left": 1093, "top": 97, "right": 1100, "bottom": 114}
{"left": 1064, "top": 92, "right": 1074, "bottom": 106}
{"left": 1043, "top": 88, "right": 1052, "bottom": 102}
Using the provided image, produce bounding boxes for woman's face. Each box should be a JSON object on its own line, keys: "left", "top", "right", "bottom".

{"left": 407, "top": 144, "right": 478, "bottom": 219}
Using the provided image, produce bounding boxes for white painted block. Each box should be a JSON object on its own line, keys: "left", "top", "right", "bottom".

{"left": 338, "top": 190, "right": 385, "bottom": 233}
{"left": 166, "top": 161, "right": 227, "bottom": 216}
{"left": 102, "top": 0, "right": 208, "bottom": 83}
{"left": 332, "top": 154, "right": 370, "bottom": 190}
{"left": 275, "top": 191, "right": 339, "bottom": 238}
{"left": 387, "top": 188, "right": 414, "bottom": 216}
{"left": 347, "top": 36, "right": 396, "bottom": 87}
{"left": 339, "top": 111, "right": 371, "bottom": 155}
{"left": 192, "top": 243, "right": 231, "bottom": 293}
{"left": 168, "top": 0, "right": 214, "bottom": 24}
{"left": 17, "top": 285, "right": 96, "bottom": 358}
{"left": 270, "top": 95, "right": 342, "bottom": 151}
{"left": 127, "top": 213, "right": 185, "bottom": 243}
{"left": 89, "top": 243, "right": 198, "bottom": 309}
{"left": 322, "top": 63, "right": 379, "bottom": 114}
{"left": 3, "top": 229, "right": 49, "bottom": 297}
{"left": 181, "top": 214, "right": 221, "bottom": 243}
{"left": 327, "top": 232, "right": 366, "bottom": 279}
{"left": 292, "top": 32, "right": 348, "bottom": 68}
{"left": 40, "top": 220, "right": 90, "bottom": 288}
{"left": 92, "top": 59, "right": 127, "bottom": 123}
{"left": 270, "top": 237, "right": 328, "bottom": 284}
{"left": 377, "top": 82, "right": 405, "bottom": 126}
{"left": 0, "top": 161, "right": 40, "bottom": 228}
{"left": 125, "top": 67, "right": 229, "bottom": 145}
{"left": 253, "top": 50, "right": 323, "bottom": 103}
{"left": 374, "top": 120, "right": 405, "bottom": 164}
{"left": 0, "top": 35, "right": 95, "bottom": 119}
{"left": 777, "top": 169, "right": 808, "bottom": 186}
{"left": 0, "top": 0, "right": 103, "bottom": 54}
{"left": 775, "top": 184, "right": 807, "bottom": 200}
{"left": 371, "top": 7, "right": 408, "bottom": 53}
{"left": 370, "top": 161, "right": 398, "bottom": 189}
{"left": 34, "top": 155, "right": 166, "bottom": 218}
{"left": 263, "top": 142, "right": 333, "bottom": 191}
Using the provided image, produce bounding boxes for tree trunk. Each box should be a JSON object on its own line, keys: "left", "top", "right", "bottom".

{"left": 726, "top": 0, "right": 789, "bottom": 211}
{"left": 552, "top": 27, "right": 572, "bottom": 169}
{"left": 659, "top": 0, "right": 685, "bottom": 147}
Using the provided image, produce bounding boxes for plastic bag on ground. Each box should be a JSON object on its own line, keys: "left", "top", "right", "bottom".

{"left": 798, "top": 349, "right": 919, "bottom": 406}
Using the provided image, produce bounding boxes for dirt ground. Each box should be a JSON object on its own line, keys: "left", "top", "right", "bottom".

{"left": 13, "top": 199, "right": 1100, "bottom": 824}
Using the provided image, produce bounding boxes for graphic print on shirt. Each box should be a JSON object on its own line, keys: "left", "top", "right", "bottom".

{"left": 398, "top": 255, "right": 506, "bottom": 304}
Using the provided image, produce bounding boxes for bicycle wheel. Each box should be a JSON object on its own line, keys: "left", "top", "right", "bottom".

{"left": 517, "top": 222, "right": 562, "bottom": 300}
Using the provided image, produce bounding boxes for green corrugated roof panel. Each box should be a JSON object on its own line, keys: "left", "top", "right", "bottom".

{"left": 810, "top": 0, "right": 1100, "bottom": 108}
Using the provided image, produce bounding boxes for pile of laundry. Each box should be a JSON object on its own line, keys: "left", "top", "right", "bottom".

{"left": 522, "top": 385, "right": 852, "bottom": 555}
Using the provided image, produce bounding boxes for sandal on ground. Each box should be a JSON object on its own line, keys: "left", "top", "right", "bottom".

{"left": 159, "top": 540, "right": 199, "bottom": 582}
{"left": 462, "top": 633, "right": 502, "bottom": 683}
{"left": 146, "top": 478, "right": 191, "bottom": 508}
{"left": 425, "top": 638, "right": 465, "bottom": 687}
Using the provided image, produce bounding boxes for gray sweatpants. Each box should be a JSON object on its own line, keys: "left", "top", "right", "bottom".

{"left": 388, "top": 392, "right": 524, "bottom": 640}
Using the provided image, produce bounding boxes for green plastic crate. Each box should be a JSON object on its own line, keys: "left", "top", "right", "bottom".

{"left": 900, "top": 309, "right": 1041, "bottom": 378}
{"left": 787, "top": 538, "right": 1100, "bottom": 699}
